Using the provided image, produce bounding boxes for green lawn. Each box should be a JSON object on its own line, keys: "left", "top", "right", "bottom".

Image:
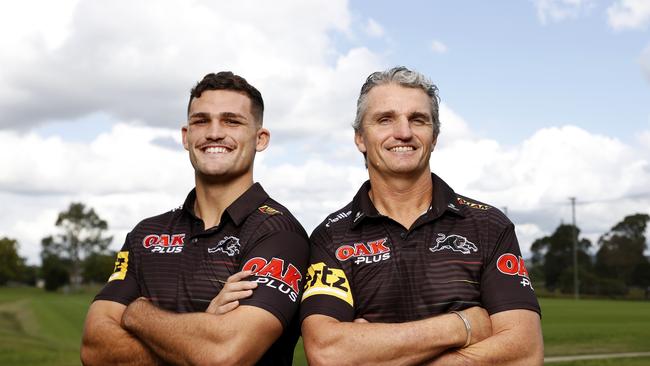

{"left": 0, "top": 287, "right": 648, "bottom": 365}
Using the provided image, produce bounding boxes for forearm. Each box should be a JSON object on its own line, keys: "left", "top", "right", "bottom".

{"left": 303, "top": 314, "right": 466, "bottom": 366}
{"left": 122, "top": 298, "right": 235, "bottom": 366}
{"left": 428, "top": 311, "right": 544, "bottom": 366}
{"left": 81, "top": 318, "right": 162, "bottom": 366}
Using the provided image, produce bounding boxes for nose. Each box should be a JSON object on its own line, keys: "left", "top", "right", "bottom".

{"left": 393, "top": 117, "right": 413, "bottom": 140}
{"left": 206, "top": 120, "right": 226, "bottom": 140}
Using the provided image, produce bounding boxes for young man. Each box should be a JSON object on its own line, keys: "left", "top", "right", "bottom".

{"left": 81, "top": 72, "right": 309, "bottom": 366}
{"left": 301, "top": 66, "right": 543, "bottom": 365}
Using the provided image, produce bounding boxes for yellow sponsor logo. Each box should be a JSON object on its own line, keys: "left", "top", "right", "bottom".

{"left": 108, "top": 251, "right": 129, "bottom": 282}
{"left": 258, "top": 205, "right": 282, "bottom": 215}
{"left": 302, "top": 262, "right": 353, "bottom": 306}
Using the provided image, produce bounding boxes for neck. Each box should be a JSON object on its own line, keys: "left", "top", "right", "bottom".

{"left": 367, "top": 169, "right": 433, "bottom": 229}
{"left": 194, "top": 173, "right": 253, "bottom": 230}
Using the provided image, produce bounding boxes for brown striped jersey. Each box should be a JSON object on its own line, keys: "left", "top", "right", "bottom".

{"left": 300, "top": 173, "right": 540, "bottom": 324}
{"left": 95, "top": 183, "right": 309, "bottom": 366}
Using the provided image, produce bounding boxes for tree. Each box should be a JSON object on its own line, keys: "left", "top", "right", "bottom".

{"left": 0, "top": 237, "right": 26, "bottom": 285}
{"left": 595, "top": 213, "right": 650, "bottom": 287}
{"left": 41, "top": 202, "right": 113, "bottom": 289}
{"left": 530, "top": 224, "right": 592, "bottom": 292}
{"left": 82, "top": 251, "right": 117, "bottom": 284}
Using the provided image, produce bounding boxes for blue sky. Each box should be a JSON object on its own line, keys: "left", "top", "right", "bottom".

{"left": 0, "top": 0, "right": 649, "bottom": 264}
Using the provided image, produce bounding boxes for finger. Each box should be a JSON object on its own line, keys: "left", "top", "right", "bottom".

{"left": 222, "top": 281, "right": 258, "bottom": 292}
{"left": 353, "top": 318, "right": 369, "bottom": 323}
{"left": 218, "top": 300, "right": 240, "bottom": 314}
{"left": 216, "top": 289, "right": 254, "bottom": 306}
{"left": 227, "top": 270, "right": 254, "bottom": 283}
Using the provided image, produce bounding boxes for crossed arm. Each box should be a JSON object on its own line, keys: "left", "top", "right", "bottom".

{"left": 301, "top": 306, "right": 493, "bottom": 366}
{"left": 302, "top": 307, "right": 543, "bottom": 366}
{"left": 81, "top": 271, "right": 265, "bottom": 366}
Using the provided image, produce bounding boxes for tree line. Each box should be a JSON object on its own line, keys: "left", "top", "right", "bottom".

{"left": 530, "top": 213, "right": 650, "bottom": 296}
{"left": 1, "top": 203, "right": 649, "bottom": 296}
{"left": 1, "top": 202, "right": 114, "bottom": 291}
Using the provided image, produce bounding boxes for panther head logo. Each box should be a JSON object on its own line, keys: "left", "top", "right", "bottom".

{"left": 208, "top": 236, "right": 241, "bottom": 256}
{"left": 430, "top": 234, "right": 478, "bottom": 255}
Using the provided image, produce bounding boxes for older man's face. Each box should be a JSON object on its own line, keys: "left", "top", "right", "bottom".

{"left": 355, "top": 83, "right": 436, "bottom": 179}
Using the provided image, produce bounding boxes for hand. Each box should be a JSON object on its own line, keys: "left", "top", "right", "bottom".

{"left": 205, "top": 270, "right": 258, "bottom": 315}
{"left": 458, "top": 306, "right": 492, "bottom": 346}
{"left": 353, "top": 318, "right": 369, "bottom": 323}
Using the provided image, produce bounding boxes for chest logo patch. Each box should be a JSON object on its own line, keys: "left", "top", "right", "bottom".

{"left": 208, "top": 236, "right": 241, "bottom": 256}
{"left": 143, "top": 233, "right": 185, "bottom": 253}
{"left": 242, "top": 257, "right": 302, "bottom": 302}
{"left": 335, "top": 237, "right": 391, "bottom": 265}
{"left": 430, "top": 234, "right": 478, "bottom": 255}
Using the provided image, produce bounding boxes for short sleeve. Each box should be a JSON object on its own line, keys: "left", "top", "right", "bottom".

{"left": 481, "top": 223, "right": 541, "bottom": 316}
{"left": 238, "top": 230, "right": 310, "bottom": 329}
{"left": 93, "top": 233, "right": 141, "bottom": 305}
{"left": 299, "top": 228, "right": 355, "bottom": 323}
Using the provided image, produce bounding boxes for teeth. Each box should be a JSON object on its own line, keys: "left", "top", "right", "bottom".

{"left": 390, "top": 146, "right": 414, "bottom": 152}
{"left": 205, "top": 147, "right": 229, "bottom": 154}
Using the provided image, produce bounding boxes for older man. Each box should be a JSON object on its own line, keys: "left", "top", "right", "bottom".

{"left": 301, "top": 66, "right": 543, "bottom": 365}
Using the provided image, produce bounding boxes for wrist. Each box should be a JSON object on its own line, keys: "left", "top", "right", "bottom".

{"left": 450, "top": 311, "right": 471, "bottom": 348}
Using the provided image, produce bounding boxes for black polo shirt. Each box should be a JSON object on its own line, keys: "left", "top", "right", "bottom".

{"left": 300, "top": 173, "right": 540, "bottom": 324}
{"left": 95, "top": 183, "right": 309, "bottom": 366}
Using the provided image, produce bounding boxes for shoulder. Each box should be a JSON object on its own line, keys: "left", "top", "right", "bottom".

{"left": 310, "top": 201, "right": 355, "bottom": 243}
{"left": 247, "top": 197, "right": 308, "bottom": 239}
{"left": 131, "top": 205, "right": 185, "bottom": 232}
{"left": 455, "top": 194, "right": 512, "bottom": 228}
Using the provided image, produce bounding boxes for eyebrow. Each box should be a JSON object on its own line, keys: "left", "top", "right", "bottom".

{"left": 408, "top": 111, "right": 431, "bottom": 120}
{"left": 188, "top": 112, "right": 247, "bottom": 120}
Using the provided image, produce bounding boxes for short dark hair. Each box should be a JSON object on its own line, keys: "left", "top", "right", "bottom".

{"left": 187, "top": 71, "right": 264, "bottom": 124}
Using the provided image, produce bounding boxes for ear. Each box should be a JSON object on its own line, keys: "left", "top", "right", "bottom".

{"left": 256, "top": 127, "right": 270, "bottom": 152}
{"left": 181, "top": 125, "right": 189, "bottom": 151}
{"left": 354, "top": 132, "right": 367, "bottom": 153}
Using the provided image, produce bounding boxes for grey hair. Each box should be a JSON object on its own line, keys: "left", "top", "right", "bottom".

{"left": 353, "top": 66, "right": 440, "bottom": 136}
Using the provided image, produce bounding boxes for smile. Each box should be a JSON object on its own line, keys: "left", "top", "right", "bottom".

{"left": 389, "top": 146, "right": 414, "bottom": 152}
{"left": 203, "top": 146, "right": 232, "bottom": 154}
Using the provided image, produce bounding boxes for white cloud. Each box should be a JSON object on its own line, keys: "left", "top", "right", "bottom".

{"left": 533, "top": 0, "right": 595, "bottom": 24}
{"left": 364, "top": 18, "right": 384, "bottom": 37}
{"left": 430, "top": 40, "right": 448, "bottom": 54}
{"left": 607, "top": 0, "right": 650, "bottom": 30}
{"left": 0, "top": 0, "right": 358, "bottom": 130}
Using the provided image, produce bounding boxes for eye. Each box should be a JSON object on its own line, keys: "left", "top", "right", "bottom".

{"left": 224, "top": 119, "right": 242, "bottom": 126}
{"left": 191, "top": 118, "right": 208, "bottom": 125}
{"left": 378, "top": 117, "right": 392, "bottom": 125}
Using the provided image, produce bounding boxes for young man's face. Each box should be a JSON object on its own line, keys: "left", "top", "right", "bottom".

{"left": 182, "top": 89, "right": 269, "bottom": 183}
{"left": 355, "top": 83, "right": 436, "bottom": 179}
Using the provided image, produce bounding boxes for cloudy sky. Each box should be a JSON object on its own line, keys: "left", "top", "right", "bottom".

{"left": 1, "top": 0, "right": 649, "bottom": 265}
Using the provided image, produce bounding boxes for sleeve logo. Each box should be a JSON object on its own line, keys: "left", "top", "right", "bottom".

{"left": 242, "top": 257, "right": 302, "bottom": 302}
{"left": 108, "top": 251, "right": 129, "bottom": 282}
{"left": 302, "top": 262, "right": 353, "bottom": 306}
{"left": 496, "top": 253, "right": 534, "bottom": 290}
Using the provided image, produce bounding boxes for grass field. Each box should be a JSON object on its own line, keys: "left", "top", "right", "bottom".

{"left": 0, "top": 287, "right": 648, "bottom": 365}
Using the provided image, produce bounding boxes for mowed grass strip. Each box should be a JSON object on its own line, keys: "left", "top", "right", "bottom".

{"left": 540, "top": 298, "right": 650, "bottom": 356}
{"left": 0, "top": 287, "right": 648, "bottom": 365}
{"left": 0, "top": 287, "right": 93, "bottom": 366}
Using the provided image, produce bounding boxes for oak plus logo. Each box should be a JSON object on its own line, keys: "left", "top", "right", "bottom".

{"left": 496, "top": 253, "right": 534, "bottom": 290}
{"left": 430, "top": 234, "right": 478, "bottom": 255}
{"left": 142, "top": 233, "right": 185, "bottom": 253}
{"left": 242, "top": 257, "right": 302, "bottom": 302}
{"left": 335, "top": 238, "right": 390, "bottom": 265}
{"left": 208, "top": 236, "right": 240, "bottom": 256}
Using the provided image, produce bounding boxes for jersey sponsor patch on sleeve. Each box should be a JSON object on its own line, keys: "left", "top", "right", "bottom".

{"left": 496, "top": 253, "right": 534, "bottom": 290}
{"left": 108, "top": 251, "right": 129, "bottom": 282}
{"left": 258, "top": 205, "right": 282, "bottom": 215}
{"left": 302, "top": 262, "right": 353, "bottom": 306}
{"left": 242, "top": 257, "right": 302, "bottom": 302}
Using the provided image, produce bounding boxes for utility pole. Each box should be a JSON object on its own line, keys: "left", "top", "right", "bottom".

{"left": 569, "top": 197, "right": 579, "bottom": 300}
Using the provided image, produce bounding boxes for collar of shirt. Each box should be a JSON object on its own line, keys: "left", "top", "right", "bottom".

{"left": 350, "top": 173, "right": 465, "bottom": 229}
{"left": 180, "top": 182, "right": 270, "bottom": 229}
